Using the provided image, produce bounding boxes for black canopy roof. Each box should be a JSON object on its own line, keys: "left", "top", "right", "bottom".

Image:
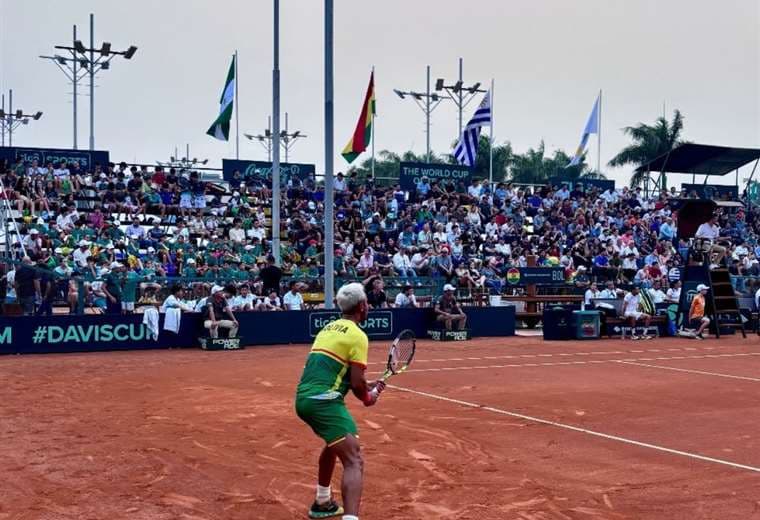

{"left": 635, "top": 143, "right": 760, "bottom": 176}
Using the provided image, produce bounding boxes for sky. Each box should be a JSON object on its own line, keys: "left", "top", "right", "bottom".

{"left": 1, "top": 0, "right": 758, "bottom": 188}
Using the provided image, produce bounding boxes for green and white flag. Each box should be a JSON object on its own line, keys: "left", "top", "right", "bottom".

{"left": 206, "top": 55, "right": 236, "bottom": 141}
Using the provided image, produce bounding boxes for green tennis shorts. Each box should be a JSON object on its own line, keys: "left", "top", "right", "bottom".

{"left": 295, "top": 396, "right": 358, "bottom": 446}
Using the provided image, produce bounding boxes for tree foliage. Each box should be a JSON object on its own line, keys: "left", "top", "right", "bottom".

{"left": 608, "top": 110, "right": 685, "bottom": 188}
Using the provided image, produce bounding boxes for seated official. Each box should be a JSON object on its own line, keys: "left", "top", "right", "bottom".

{"left": 435, "top": 284, "right": 467, "bottom": 331}
{"left": 203, "top": 286, "right": 239, "bottom": 338}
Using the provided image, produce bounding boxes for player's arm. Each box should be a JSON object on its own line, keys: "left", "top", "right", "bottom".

{"left": 349, "top": 365, "right": 384, "bottom": 407}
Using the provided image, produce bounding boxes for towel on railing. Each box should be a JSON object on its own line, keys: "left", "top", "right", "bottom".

{"left": 143, "top": 307, "right": 160, "bottom": 340}
{"left": 164, "top": 307, "right": 182, "bottom": 334}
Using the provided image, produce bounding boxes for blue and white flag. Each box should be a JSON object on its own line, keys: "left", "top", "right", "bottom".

{"left": 567, "top": 93, "right": 601, "bottom": 167}
{"left": 454, "top": 91, "right": 491, "bottom": 167}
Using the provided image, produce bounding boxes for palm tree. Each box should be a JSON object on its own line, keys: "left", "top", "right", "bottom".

{"left": 608, "top": 110, "right": 685, "bottom": 188}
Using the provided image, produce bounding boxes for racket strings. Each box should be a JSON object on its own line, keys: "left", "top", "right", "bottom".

{"left": 390, "top": 339, "right": 414, "bottom": 373}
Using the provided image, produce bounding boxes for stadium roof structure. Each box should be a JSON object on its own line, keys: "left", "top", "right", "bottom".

{"left": 635, "top": 143, "right": 760, "bottom": 176}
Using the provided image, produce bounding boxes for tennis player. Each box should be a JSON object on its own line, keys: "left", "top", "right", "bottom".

{"left": 295, "top": 282, "right": 385, "bottom": 520}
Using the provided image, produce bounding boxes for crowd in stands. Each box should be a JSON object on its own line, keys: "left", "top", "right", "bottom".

{"left": 2, "top": 155, "right": 759, "bottom": 316}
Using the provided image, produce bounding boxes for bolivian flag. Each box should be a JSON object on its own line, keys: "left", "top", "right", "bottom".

{"left": 342, "top": 71, "right": 375, "bottom": 164}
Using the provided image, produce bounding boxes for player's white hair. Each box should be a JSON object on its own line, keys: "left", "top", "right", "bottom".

{"left": 336, "top": 282, "right": 367, "bottom": 314}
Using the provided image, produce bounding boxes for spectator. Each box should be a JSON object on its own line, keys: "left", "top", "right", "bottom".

{"left": 259, "top": 255, "right": 283, "bottom": 295}
{"left": 365, "top": 276, "right": 388, "bottom": 309}
{"left": 162, "top": 285, "right": 195, "bottom": 312}
{"left": 394, "top": 285, "right": 418, "bottom": 308}
{"left": 256, "top": 289, "right": 282, "bottom": 311}
{"left": 232, "top": 284, "right": 256, "bottom": 311}
{"left": 283, "top": 281, "right": 304, "bottom": 310}
{"left": 15, "top": 256, "right": 39, "bottom": 315}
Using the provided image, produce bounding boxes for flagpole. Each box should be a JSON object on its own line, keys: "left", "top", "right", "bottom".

{"left": 489, "top": 78, "right": 494, "bottom": 184}
{"left": 235, "top": 50, "right": 240, "bottom": 160}
{"left": 597, "top": 89, "right": 602, "bottom": 174}
{"left": 371, "top": 66, "right": 376, "bottom": 179}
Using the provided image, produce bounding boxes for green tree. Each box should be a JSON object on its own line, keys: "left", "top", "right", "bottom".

{"left": 608, "top": 110, "right": 685, "bottom": 188}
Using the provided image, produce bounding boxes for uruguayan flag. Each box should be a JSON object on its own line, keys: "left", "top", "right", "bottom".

{"left": 454, "top": 91, "right": 491, "bottom": 167}
{"left": 567, "top": 93, "right": 600, "bottom": 167}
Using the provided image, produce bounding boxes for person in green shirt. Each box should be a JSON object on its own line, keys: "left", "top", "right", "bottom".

{"left": 121, "top": 268, "right": 141, "bottom": 314}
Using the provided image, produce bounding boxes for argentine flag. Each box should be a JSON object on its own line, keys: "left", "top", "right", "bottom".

{"left": 567, "top": 93, "right": 600, "bottom": 167}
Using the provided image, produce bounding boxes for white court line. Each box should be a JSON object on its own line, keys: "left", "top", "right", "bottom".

{"left": 388, "top": 384, "right": 760, "bottom": 474}
{"left": 377, "top": 352, "right": 760, "bottom": 374}
{"left": 367, "top": 345, "right": 738, "bottom": 367}
{"left": 617, "top": 360, "right": 760, "bottom": 383}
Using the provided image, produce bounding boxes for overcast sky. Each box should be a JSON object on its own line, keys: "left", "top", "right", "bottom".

{"left": 1, "top": 0, "right": 758, "bottom": 187}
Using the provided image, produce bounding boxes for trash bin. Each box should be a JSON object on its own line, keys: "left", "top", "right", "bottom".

{"left": 543, "top": 306, "right": 573, "bottom": 340}
{"left": 573, "top": 310, "right": 601, "bottom": 340}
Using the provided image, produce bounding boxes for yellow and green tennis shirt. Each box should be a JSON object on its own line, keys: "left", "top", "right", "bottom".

{"left": 296, "top": 318, "right": 369, "bottom": 401}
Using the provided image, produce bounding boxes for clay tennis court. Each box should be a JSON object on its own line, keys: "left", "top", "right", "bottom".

{"left": 2, "top": 335, "right": 760, "bottom": 519}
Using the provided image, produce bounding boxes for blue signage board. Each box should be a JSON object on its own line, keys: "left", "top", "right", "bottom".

{"left": 222, "top": 158, "right": 315, "bottom": 184}
{"left": 506, "top": 267, "right": 566, "bottom": 286}
{"left": 0, "top": 146, "right": 110, "bottom": 171}
{"left": 399, "top": 161, "right": 473, "bottom": 191}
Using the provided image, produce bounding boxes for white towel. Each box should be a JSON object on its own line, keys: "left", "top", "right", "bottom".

{"left": 142, "top": 307, "right": 160, "bottom": 341}
{"left": 164, "top": 307, "right": 182, "bottom": 334}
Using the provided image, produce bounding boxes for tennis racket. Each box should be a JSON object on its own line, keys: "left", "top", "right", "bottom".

{"left": 370, "top": 329, "right": 416, "bottom": 399}
{"left": 380, "top": 329, "right": 416, "bottom": 382}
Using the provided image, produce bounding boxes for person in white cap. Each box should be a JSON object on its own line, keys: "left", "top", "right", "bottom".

{"left": 435, "top": 284, "right": 467, "bottom": 331}
{"left": 202, "top": 286, "right": 239, "bottom": 338}
{"left": 688, "top": 284, "right": 711, "bottom": 339}
{"left": 72, "top": 240, "right": 92, "bottom": 270}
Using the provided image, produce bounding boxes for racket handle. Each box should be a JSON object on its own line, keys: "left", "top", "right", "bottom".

{"left": 369, "top": 387, "right": 380, "bottom": 399}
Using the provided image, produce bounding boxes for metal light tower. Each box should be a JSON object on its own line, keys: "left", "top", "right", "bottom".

{"left": 394, "top": 65, "right": 449, "bottom": 162}
{"left": 272, "top": 0, "right": 282, "bottom": 265}
{"left": 40, "top": 25, "right": 89, "bottom": 149}
{"left": 324, "top": 0, "right": 335, "bottom": 309}
{"left": 245, "top": 114, "right": 306, "bottom": 163}
{"left": 435, "top": 57, "right": 486, "bottom": 139}
{"left": 49, "top": 13, "right": 137, "bottom": 151}
{"left": 0, "top": 90, "right": 43, "bottom": 147}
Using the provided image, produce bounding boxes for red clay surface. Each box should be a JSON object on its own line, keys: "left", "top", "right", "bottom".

{"left": 2, "top": 335, "right": 760, "bottom": 519}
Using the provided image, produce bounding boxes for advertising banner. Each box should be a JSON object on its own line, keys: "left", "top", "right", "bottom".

{"left": 399, "top": 161, "right": 473, "bottom": 191}
{"left": 222, "top": 159, "right": 315, "bottom": 184}
{"left": 548, "top": 177, "right": 614, "bottom": 193}
{"left": 0, "top": 146, "right": 110, "bottom": 171}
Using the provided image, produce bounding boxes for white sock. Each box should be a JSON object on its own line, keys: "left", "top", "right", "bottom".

{"left": 316, "top": 484, "right": 331, "bottom": 504}
{"left": 342, "top": 516, "right": 359, "bottom": 520}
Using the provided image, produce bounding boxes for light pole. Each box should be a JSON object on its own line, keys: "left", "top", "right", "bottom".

{"left": 394, "top": 65, "right": 449, "bottom": 162}
{"left": 271, "top": 0, "right": 282, "bottom": 265}
{"left": 244, "top": 117, "right": 273, "bottom": 161}
{"left": 51, "top": 13, "right": 137, "bottom": 151}
{"left": 40, "top": 25, "right": 88, "bottom": 149}
{"left": 435, "top": 57, "right": 486, "bottom": 139}
{"left": 324, "top": 0, "right": 335, "bottom": 309}
{"left": 0, "top": 89, "right": 43, "bottom": 147}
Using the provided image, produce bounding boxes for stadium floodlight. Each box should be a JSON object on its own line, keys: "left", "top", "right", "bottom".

{"left": 123, "top": 46, "right": 138, "bottom": 59}
{"left": 435, "top": 58, "right": 486, "bottom": 139}
{"left": 41, "top": 14, "right": 137, "bottom": 150}
{"left": 246, "top": 113, "right": 305, "bottom": 163}
{"left": 393, "top": 65, "right": 450, "bottom": 162}
{"left": 0, "top": 88, "right": 43, "bottom": 146}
